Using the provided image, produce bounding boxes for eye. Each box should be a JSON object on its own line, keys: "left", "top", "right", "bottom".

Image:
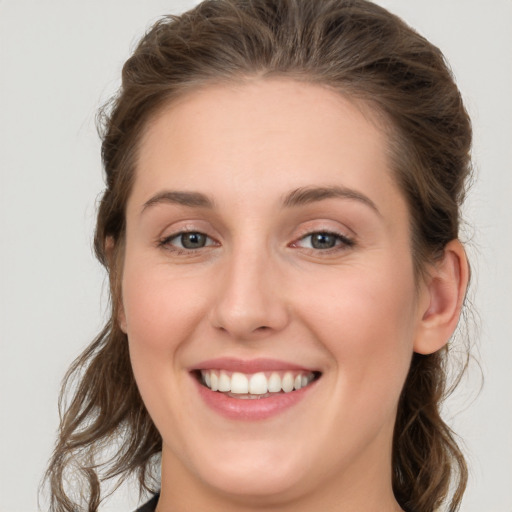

{"left": 293, "top": 231, "right": 354, "bottom": 251}
{"left": 159, "top": 231, "right": 216, "bottom": 251}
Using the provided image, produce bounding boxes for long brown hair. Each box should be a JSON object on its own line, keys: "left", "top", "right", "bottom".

{"left": 44, "top": 1, "right": 473, "bottom": 511}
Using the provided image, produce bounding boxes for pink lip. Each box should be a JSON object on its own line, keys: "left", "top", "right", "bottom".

{"left": 190, "top": 358, "right": 320, "bottom": 421}
{"left": 191, "top": 357, "right": 315, "bottom": 373}
{"left": 193, "top": 378, "right": 318, "bottom": 421}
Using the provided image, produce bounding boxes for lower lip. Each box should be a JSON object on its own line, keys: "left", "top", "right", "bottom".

{"left": 193, "top": 375, "right": 318, "bottom": 421}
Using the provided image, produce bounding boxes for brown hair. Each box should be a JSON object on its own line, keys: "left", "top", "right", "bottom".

{"left": 44, "top": 1, "right": 473, "bottom": 511}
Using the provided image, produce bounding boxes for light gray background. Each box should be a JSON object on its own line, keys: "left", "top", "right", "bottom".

{"left": 1, "top": 1, "right": 511, "bottom": 511}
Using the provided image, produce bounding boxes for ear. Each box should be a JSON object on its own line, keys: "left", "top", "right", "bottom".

{"left": 117, "top": 295, "right": 128, "bottom": 334}
{"left": 105, "top": 236, "right": 128, "bottom": 333}
{"left": 414, "top": 240, "right": 469, "bottom": 355}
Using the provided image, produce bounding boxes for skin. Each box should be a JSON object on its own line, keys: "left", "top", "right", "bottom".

{"left": 118, "top": 79, "right": 468, "bottom": 512}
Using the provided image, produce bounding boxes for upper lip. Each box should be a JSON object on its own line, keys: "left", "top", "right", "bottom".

{"left": 191, "top": 357, "right": 317, "bottom": 374}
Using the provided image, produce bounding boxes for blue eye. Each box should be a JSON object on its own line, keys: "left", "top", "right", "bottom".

{"left": 178, "top": 232, "right": 208, "bottom": 249}
{"left": 308, "top": 232, "right": 338, "bottom": 249}
{"left": 160, "top": 231, "right": 215, "bottom": 250}
{"left": 297, "top": 231, "right": 354, "bottom": 250}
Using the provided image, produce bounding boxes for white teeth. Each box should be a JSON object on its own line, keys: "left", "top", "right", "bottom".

{"left": 218, "top": 370, "right": 231, "bottom": 392}
{"left": 210, "top": 372, "right": 218, "bottom": 392}
{"left": 268, "top": 372, "right": 282, "bottom": 393}
{"left": 199, "top": 369, "right": 317, "bottom": 395}
{"left": 249, "top": 372, "right": 268, "bottom": 395}
{"left": 281, "top": 372, "right": 294, "bottom": 392}
{"left": 230, "top": 372, "right": 249, "bottom": 394}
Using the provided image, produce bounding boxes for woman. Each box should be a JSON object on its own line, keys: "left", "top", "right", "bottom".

{"left": 45, "top": 0, "right": 473, "bottom": 511}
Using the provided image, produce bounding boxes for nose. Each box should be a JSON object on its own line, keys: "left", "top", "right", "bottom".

{"left": 209, "top": 247, "right": 290, "bottom": 340}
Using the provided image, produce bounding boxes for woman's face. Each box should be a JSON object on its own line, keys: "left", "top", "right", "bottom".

{"left": 121, "top": 80, "right": 429, "bottom": 507}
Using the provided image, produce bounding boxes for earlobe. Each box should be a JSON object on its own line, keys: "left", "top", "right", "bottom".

{"left": 118, "top": 303, "right": 128, "bottom": 333}
{"left": 105, "top": 236, "right": 128, "bottom": 333}
{"left": 414, "top": 240, "right": 469, "bottom": 355}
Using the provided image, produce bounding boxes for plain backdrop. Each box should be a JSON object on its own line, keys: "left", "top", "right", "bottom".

{"left": 1, "top": 1, "right": 511, "bottom": 511}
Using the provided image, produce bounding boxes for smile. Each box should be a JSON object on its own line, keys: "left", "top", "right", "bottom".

{"left": 199, "top": 370, "right": 318, "bottom": 398}
{"left": 191, "top": 359, "right": 322, "bottom": 420}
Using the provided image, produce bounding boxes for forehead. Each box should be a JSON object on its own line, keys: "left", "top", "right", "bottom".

{"left": 140, "top": 78, "right": 386, "bottom": 157}
{"left": 131, "top": 79, "right": 403, "bottom": 219}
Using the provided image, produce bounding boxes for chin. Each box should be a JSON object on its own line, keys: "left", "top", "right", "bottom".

{"left": 203, "top": 472, "right": 306, "bottom": 504}
{"left": 192, "top": 445, "right": 311, "bottom": 501}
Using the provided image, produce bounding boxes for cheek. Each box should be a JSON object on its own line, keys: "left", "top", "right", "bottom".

{"left": 120, "top": 256, "right": 210, "bottom": 422}
{"left": 298, "top": 262, "right": 417, "bottom": 408}
{"left": 121, "top": 258, "right": 206, "bottom": 355}
{"left": 120, "top": 259, "right": 206, "bottom": 434}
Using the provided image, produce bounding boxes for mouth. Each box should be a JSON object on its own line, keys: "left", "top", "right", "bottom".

{"left": 194, "top": 369, "right": 321, "bottom": 399}
{"left": 190, "top": 358, "right": 322, "bottom": 420}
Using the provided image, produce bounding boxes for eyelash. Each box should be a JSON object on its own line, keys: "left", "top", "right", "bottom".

{"left": 157, "top": 229, "right": 355, "bottom": 256}
{"left": 157, "top": 231, "right": 218, "bottom": 255}
{"left": 291, "top": 230, "right": 355, "bottom": 253}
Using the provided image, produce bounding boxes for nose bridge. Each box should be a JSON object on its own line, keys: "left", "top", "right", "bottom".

{"left": 210, "top": 238, "right": 289, "bottom": 338}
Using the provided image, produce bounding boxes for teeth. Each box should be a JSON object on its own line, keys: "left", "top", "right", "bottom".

{"left": 282, "top": 372, "right": 294, "bottom": 392}
{"left": 218, "top": 371, "right": 231, "bottom": 392}
{"left": 199, "top": 369, "right": 317, "bottom": 395}
{"left": 210, "top": 372, "right": 218, "bottom": 392}
{"left": 249, "top": 372, "right": 268, "bottom": 394}
{"left": 268, "top": 372, "right": 281, "bottom": 393}
{"left": 231, "top": 372, "right": 249, "bottom": 393}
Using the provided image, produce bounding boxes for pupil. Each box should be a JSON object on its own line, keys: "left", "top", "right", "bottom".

{"left": 181, "top": 232, "right": 206, "bottom": 249}
{"left": 311, "top": 233, "right": 336, "bottom": 249}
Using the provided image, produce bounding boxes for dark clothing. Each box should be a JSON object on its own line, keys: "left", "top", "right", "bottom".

{"left": 134, "top": 493, "right": 159, "bottom": 512}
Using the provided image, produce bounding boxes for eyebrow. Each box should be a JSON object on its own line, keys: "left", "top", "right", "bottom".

{"left": 142, "top": 190, "right": 214, "bottom": 213}
{"left": 282, "top": 185, "right": 381, "bottom": 216}
{"left": 141, "top": 185, "right": 380, "bottom": 216}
